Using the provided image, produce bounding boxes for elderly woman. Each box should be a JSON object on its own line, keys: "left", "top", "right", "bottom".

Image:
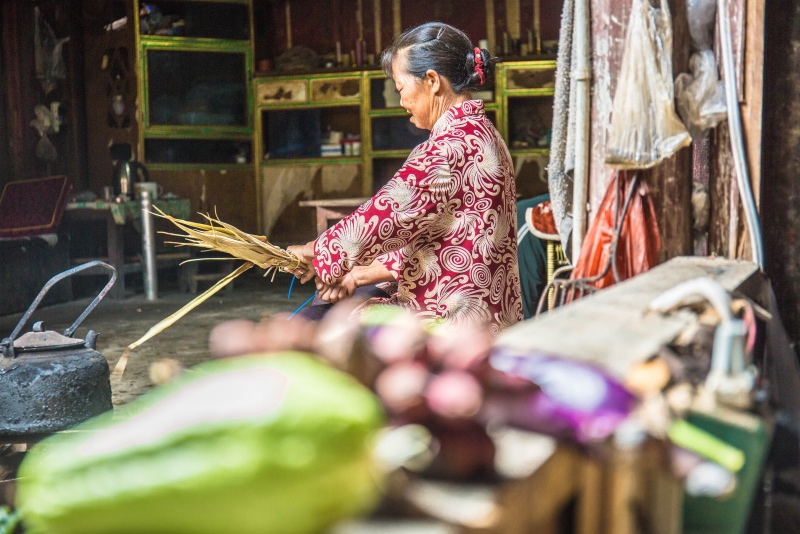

{"left": 289, "top": 22, "right": 522, "bottom": 333}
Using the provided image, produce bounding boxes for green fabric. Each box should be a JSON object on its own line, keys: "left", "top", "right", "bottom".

{"left": 18, "top": 353, "right": 385, "bottom": 534}
{"left": 65, "top": 199, "right": 190, "bottom": 225}
{"left": 517, "top": 194, "right": 550, "bottom": 319}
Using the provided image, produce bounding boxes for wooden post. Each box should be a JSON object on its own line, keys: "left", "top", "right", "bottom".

{"left": 485, "top": 0, "right": 497, "bottom": 54}
{"left": 356, "top": 0, "right": 363, "bottom": 42}
{"left": 285, "top": 0, "right": 292, "bottom": 49}
{"left": 373, "top": 0, "right": 382, "bottom": 55}
{"left": 761, "top": 0, "right": 800, "bottom": 344}
{"left": 392, "top": 0, "right": 401, "bottom": 38}
{"left": 505, "top": 0, "right": 521, "bottom": 42}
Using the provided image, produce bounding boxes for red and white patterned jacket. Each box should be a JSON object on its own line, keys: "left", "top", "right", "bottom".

{"left": 313, "top": 100, "right": 523, "bottom": 333}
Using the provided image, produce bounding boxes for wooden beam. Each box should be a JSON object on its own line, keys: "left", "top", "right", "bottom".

{"left": 496, "top": 256, "right": 760, "bottom": 380}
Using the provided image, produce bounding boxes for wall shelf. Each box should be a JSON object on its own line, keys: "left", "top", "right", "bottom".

{"left": 255, "top": 60, "right": 556, "bottom": 240}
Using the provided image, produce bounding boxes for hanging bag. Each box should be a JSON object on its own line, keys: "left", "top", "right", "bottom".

{"left": 605, "top": 0, "right": 691, "bottom": 169}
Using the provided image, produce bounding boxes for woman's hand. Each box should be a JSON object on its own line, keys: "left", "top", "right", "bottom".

{"left": 316, "top": 272, "right": 358, "bottom": 303}
{"left": 286, "top": 241, "right": 316, "bottom": 284}
{"left": 314, "top": 260, "right": 395, "bottom": 303}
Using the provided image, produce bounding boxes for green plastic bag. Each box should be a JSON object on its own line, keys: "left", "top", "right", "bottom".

{"left": 17, "top": 352, "right": 385, "bottom": 534}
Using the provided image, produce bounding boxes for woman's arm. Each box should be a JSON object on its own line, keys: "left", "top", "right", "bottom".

{"left": 313, "top": 148, "right": 449, "bottom": 284}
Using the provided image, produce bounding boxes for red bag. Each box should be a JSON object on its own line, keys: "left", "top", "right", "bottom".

{"left": 570, "top": 171, "right": 660, "bottom": 289}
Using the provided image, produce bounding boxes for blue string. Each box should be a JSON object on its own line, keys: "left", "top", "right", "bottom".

{"left": 287, "top": 275, "right": 296, "bottom": 299}
{"left": 288, "top": 291, "right": 318, "bottom": 320}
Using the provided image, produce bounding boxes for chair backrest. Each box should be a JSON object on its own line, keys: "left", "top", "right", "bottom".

{"left": 0, "top": 176, "right": 72, "bottom": 238}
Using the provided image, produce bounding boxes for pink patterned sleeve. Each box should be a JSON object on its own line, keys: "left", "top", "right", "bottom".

{"left": 377, "top": 251, "right": 403, "bottom": 280}
{"left": 313, "top": 147, "right": 448, "bottom": 284}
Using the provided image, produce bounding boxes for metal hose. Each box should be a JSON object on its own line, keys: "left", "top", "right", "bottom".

{"left": 717, "top": 0, "right": 764, "bottom": 268}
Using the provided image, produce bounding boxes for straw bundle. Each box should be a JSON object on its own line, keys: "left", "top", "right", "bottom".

{"left": 157, "top": 207, "right": 308, "bottom": 276}
{"left": 112, "top": 208, "right": 309, "bottom": 382}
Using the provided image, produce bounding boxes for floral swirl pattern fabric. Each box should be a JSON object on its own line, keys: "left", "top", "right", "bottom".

{"left": 313, "top": 100, "right": 523, "bottom": 333}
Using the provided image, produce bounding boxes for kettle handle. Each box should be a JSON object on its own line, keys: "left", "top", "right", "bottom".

{"left": 131, "top": 161, "right": 150, "bottom": 183}
{"left": 1, "top": 261, "right": 117, "bottom": 357}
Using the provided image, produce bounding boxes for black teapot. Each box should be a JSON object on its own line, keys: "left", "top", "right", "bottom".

{"left": 0, "top": 261, "right": 117, "bottom": 442}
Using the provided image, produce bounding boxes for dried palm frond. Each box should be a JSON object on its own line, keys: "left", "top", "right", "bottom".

{"left": 156, "top": 206, "right": 308, "bottom": 277}
{"left": 112, "top": 209, "right": 308, "bottom": 383}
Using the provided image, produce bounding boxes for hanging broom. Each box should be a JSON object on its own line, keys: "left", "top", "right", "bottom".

{"left": 111, "top": 207, "right": 309, "bottom": 382}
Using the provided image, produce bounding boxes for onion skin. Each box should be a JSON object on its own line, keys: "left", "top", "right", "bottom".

{"left": 425, "top": 371, "right": 484, "bottom": 420}
{"left": 375, "top": 361, "right": 430, "bottom": 421}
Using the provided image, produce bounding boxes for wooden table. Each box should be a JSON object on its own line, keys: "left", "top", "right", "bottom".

{"left": 298, "top": 197, "right": 370, "bottom": 236}
{"left": 63, "top": 199, "right": 191, "bottom": 299}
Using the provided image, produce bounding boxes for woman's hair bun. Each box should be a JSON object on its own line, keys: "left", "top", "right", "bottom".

{"left": 466, "top": 48, "right": 495, "bottom": 90}
{"left": 381, "top": 22, "right": 497, "bottom": 94}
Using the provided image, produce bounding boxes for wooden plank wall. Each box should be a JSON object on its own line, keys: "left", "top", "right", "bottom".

{"left": 81, "top": 0, "right": 140, "bottom": 197}
{"left": 1, "top": 1, "right": 44, "bottom": 185}
{"left": 648, "top": 0, "right": 693, "bottom": 261}
{"left": 0, "top": 0, "right": 88, "bottom": 189}
{"left": 708, "top": 0, "right": 764, "bottom": 261}
{"left": 589, "top": 0, "right": 764, "bottom": 263}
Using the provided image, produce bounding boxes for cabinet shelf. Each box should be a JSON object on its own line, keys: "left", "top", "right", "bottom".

{"left": 139, "top": 35, "right": 251, "bottom": 47}
{"left": 371, "top": 150, "right": 414, "bottom": 159}
{"left": 505, "top": 89, "right": 556, "bottom": 97}
{"left": 147, "top": 163, "right": 255, "bottom": 172}
{"left": 143, "top": 126, "right": 253, "bottom": 138}
{"left": 368, "top": 108, "right": 409, "bottom": 117}
{"left": 261, "top": 156, "right": 364, "bottom": 166}
{"left": 256, "top": 60, "right": 557, "bottom": 237}
{"left": 510, "top": 148, "right": 551, "bottom": 156}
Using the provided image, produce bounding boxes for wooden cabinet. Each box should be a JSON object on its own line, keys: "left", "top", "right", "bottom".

{"left": 500, "top": 60, "right": 556, "bottom": 200}
{"left": 255, "top": 73, "right": 366, "bottom": 242}
{"left": 255, "top": 60, "right": 555, "bottom": 242}
{"left": 83, "top": 0, "right": 258, "bottom": 232}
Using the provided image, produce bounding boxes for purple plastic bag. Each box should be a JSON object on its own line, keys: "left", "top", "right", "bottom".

{"left": 487, "top": 349, "right": 637, "bottom": 444}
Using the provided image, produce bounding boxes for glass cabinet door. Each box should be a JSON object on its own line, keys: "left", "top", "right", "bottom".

{"left": 144, "top": 138, "right": 252, "bottom": 164}
{"left": 139, "top": 1, "right": 250, "bottom": 40}
{"left": 261, "top": 106, "right": 361, "bottom": 160}
{"left": 371, "top": 116, "right": 429, "bottom": 151}
{"left": 145, "top": 49, "right": 248, "bottom": 127}
{"left": 507, "top": 96, "right": 554, "bottom": 149}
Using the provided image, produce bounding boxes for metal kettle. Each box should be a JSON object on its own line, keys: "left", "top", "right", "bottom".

{"left": 0, "top": 261, "right": 117, "bottom": 442}
{"left": 112, "top": 160, "right": 150, "bottom": 197}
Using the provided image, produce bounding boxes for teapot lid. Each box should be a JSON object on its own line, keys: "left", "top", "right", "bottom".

{"left": 13, "top": 330, "right": 86, "bottom": 353}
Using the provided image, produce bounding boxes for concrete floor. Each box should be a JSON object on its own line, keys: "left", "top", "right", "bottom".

{"left": 0, "top": 269, "right": 317, "bottom": 406}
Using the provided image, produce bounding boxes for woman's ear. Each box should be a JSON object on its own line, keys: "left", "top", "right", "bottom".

{"left": 425, "top": 69, "right": 441, "bottom": 94}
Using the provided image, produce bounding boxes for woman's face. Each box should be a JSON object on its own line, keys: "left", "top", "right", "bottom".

{"left": 392, "top": 56, "right": 437, "bottom": 130}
